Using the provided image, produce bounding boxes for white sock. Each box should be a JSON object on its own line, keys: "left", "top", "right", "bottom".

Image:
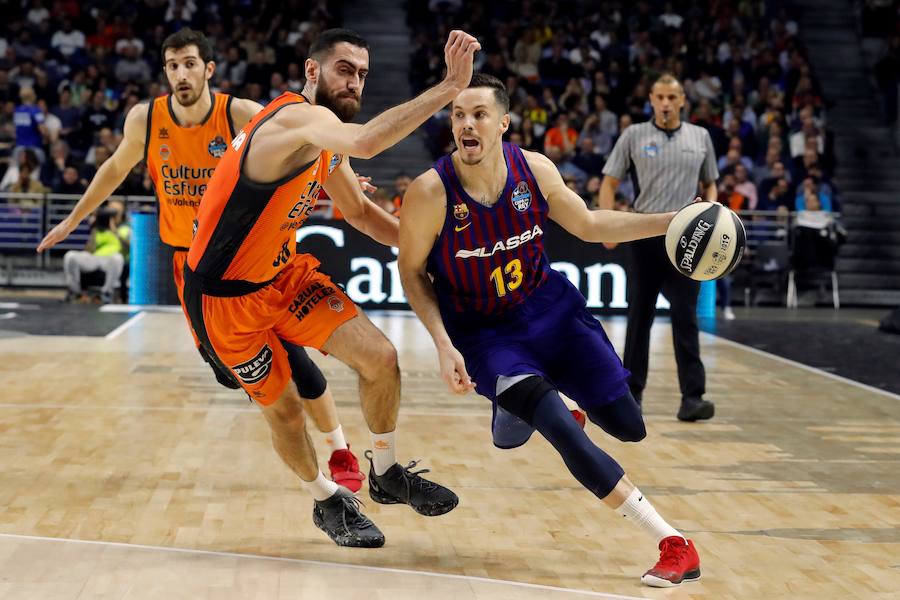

{"left": 370, "top": 430, "right": 396, "bottom": 476}
{"left": 323, "top": 425, "right": 348, "bottom": 453}
{"left": 303, "top": 470, "right": 340, "bottom": 502}
{"left": 617, "top": 487, "right": 684, "bottom": 544}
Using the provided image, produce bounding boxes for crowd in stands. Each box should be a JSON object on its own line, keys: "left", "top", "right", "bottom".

{"left": 409, "top": 0, "right": 839, "bottom": 221}
{"left": 0, "top": 0, "right": 343, "bottom": 197}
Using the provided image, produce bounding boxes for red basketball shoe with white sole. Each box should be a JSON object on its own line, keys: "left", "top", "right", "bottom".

{"left": 328, "top": 446, "right": 364, "bottom": 493}
{"left": 641, "top": 536, "right": 701, "bottom": 587}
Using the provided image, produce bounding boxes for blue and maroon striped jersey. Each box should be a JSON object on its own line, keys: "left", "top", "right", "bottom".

{"left": 426, "top": 143, "right": 550, "bottom": 318}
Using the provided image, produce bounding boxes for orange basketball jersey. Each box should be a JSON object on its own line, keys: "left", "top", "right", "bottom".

{"left": 145, "top": 92, "right": 235, "bottom": 248}
{"left": 187, "top": 92, "right": 341, "bottom": 284}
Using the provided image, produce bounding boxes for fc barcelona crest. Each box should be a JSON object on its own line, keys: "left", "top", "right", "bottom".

{"left": 511, "top": 181, "right": 532, "bottom": 212}
{"left": 453, "top": 202, "right": 469, "bottom": 220}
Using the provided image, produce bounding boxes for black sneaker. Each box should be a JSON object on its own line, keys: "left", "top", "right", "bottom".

{"left": 365, "top": 451, "right": 459, "bottom": 516}
{"left": 677, "top": 398, "right": 715, "bottom": 422}
{"left": 312, "top": 487, "right": 385, "bottom": 548}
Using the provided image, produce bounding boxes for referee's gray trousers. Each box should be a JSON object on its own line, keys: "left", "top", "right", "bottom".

{"left": 623, "top": 237, "right": 706, "bottom": 403}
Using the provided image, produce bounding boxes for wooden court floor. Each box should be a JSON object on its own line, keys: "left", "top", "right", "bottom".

{"left": 0, "top": 310, "right": 898, "bottom": 599}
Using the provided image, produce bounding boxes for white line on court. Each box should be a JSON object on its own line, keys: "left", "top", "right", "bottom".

{"left": 0, "top": 532, "right": 646, "bottom": 600}
{"left": 100, "top": 304, "right": 184, "bottom": 313}
{"left": 702, "top": 331, "right": 900, "bottom": 402}
{"left": 105, "top": 310, "right": 148, "bottom": 340}
{"left": 0, "top": 402, "right": 257, "bottom": 413}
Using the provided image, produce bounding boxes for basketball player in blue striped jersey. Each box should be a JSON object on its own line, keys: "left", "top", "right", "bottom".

{"left": 398, "top": 74, "right": 703, "bottom": 587}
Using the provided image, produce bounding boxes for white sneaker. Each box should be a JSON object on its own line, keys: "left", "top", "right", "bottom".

{"left": 723, "top": 307, "right": 736, "bottom": 320}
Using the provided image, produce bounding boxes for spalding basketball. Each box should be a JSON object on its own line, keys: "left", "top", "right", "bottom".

{"left": 665, "top": 202, "right": 746, "bottom": 281}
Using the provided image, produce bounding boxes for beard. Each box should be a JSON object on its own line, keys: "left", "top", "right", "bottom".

{"left": 173, "top": 85, "right": 203, "bottom": 108}
{"left": 315, "top": 74, "right": 361, "bottom": 122}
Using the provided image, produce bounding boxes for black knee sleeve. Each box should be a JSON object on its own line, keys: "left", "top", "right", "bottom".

{"left": 197, "top": 344, "right": 241, "bottom": 389}
{"left": 585, "top": 390, "right": 646, "bottom": 443}
{"left": 496, "top": 375, "right": 556, "bottom": 425}
{"left": 282, "top": 341, "right": 328, "bottom": 399}
{"left": 531, "top": 390, "right": 625, "bottom": 499}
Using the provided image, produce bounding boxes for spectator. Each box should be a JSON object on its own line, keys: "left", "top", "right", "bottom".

{"left": 733, "top": 163, "right": 758, "bottom": 210}
{"left": 115, "top": 43, "right": 152, "bottom": 84}
{"left": 54, "top": 165, "right": 87, "bottom": 195}
{"left": 538, "top": 42, "right": 575, "bottom": 95}
{"left": 792, "top": 191, "right": 846, "bottom": 275}
{"left": 80, "top": 92, "right": 115, "bottom": 149}
{"left": 0, "top": 69, "right": 19, "bottom": 105}
{"left": 6, "top": 162, "right": 48, "bottom": 196}
{"left": 40, "top": 140, "right": 71, "bottom": 190}
{"left": 758, "top": 176, "right": 793, "bottom": 211}
{"left": 62, "top": 206, "right": 127, "bottom": 304}
{"left": 789, "top": 112, "right": 825, "bottom": 159}
{"left": 219, "top": 46, "right": 248, "bottom": 88}
{"left": 584, "top": 175, "right": 602, "bottom": 206}
{"left": 37, "top": 100, "right": 60, "bottom": 144}
{"left": 115, "top": 27, "right": 145, "bottom": 57}
{"left": 50, "top": 19, "right": 86, "bottom": 59}
{"left": 547, "top": 145, "right": 587, "bottom": 189}
{"left": 795, "top": 176, "right": 834, "bottom": 212}
{"left": 0, "top": 148, "right": 40, "bottom": 191}
{"left": 719, "top": 173, "right": 749, "bottom": 211}
{"left": 758, "top": 160, "right": 792, "bottom": 200}
{"left": 371, "top": 188, "right": 397, "bottom": 216}
{"left": 572, "top": 136, "right": 605, "bottom": 177}
{"left": 559, "top": 78, "right": 589, "bottom": 114}
{"left": 512, "top": 28, "right": 541, "bottom": 80}
{"left": 391, "top": 172, "right": 412, "bottom": 214}
{"left": 27, "top": 0, "right": 51, "bottom": 27}
{"left": 13, "top": 87, "right": 47, "bottom": 161}
{"left": 544, "top": 113, "right": 578, "bottom": 157}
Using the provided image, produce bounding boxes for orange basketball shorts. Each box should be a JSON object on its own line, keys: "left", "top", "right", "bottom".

{"left": 172, "top": 248, "right": 200, "bottom": 347}
{"left": 183, "top": 253, "right": 357, "bottom": 405}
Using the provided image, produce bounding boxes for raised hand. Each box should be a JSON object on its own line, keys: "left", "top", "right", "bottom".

{"left": 443, "top": 30, "right": 481, "bottom": 92}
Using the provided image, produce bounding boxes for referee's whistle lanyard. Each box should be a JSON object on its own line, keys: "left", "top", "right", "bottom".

{"left": 652, "top": 120, "right": 681, "bottom": 140}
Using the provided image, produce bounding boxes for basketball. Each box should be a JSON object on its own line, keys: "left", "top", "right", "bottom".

{"left": 665, "top": 202, "right": 746, "bottom": 281}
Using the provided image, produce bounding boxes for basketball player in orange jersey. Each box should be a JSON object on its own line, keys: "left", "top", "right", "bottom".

{"left": 399, "top": 74, "right": 702, "bottom": 586}
{"left": 37, "top": 29, "right": 364, "bottom": 493}
{"left": 184, "top": 28, "right": 479, "bottom": 547}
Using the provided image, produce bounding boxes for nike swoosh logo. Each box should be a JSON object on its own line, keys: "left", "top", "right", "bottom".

{"left": 455, "top": 223, "right": 471, "bottom": 232}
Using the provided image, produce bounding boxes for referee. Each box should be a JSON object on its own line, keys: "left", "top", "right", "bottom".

{"left": 599, "top": 73, "right": 719, "bottom": 422}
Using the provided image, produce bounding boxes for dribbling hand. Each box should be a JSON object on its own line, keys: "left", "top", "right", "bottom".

{"left": 443, "top": 30, "right": 481, "bottom": 92}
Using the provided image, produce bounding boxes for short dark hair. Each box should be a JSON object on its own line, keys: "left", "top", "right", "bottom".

{"left": 462, "top": 73, "right": 510, "bottom": 113}
{"left": 309, "top": 28, "right": 369, "bottom": 61}
{"left": 652, "top": 72, "right": 684, "bottom": 93}
{"left": 161, "top": 29, "right": 214, "bottom": 65}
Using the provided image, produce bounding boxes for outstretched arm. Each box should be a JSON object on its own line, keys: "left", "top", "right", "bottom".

{"left": 398, "top": 171, "right": 474, "bottom": 394}
{"left": 38, "top": 104, "right": 148, "bottom": 252}
{"left": 526, "top": 150, "right": 674, "bottom": 244}
{"left": 294, "top": 31, "right": 480, "bottom": 160}
{"left": 322, "top": 158, "right": 399, "bottom": 247}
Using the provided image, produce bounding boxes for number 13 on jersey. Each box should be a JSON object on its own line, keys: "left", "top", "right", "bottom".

{"left": 490, "top": 259, "right": 523, "bottom": 297}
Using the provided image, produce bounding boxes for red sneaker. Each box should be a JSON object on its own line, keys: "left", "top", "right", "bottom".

{"left": 328, "top": 446, "right": 365, "bottom": 493}
{"left": 641, "top": 536, "right": 701, "bottom": 587}
{"left": 571, "top": 409, "right": 586, "bottom": 429}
